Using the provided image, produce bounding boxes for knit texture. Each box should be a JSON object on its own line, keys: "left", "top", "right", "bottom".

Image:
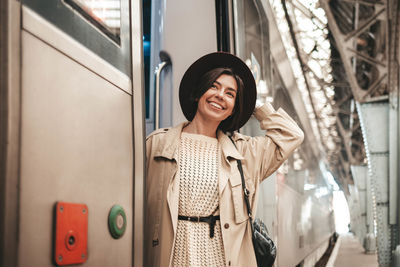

{"left": 172, "top": 132, "right": 226, "bottom": 267}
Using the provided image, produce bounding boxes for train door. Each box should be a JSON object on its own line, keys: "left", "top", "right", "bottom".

{"left": 143, "top": 0, "right": 218, "bottom": 134}
{"left": 0, "top": 0, "right": 144, "bottom": 266}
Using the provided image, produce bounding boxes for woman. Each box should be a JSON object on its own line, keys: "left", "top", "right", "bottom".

{"left": 145, "top": 52, "right": 304, "bottom": 267}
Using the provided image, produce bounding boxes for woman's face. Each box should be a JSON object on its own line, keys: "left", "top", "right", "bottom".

{"left": 196, "top": 74, "right": 237, "bottom": 124}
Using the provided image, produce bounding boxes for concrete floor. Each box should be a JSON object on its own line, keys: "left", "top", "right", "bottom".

{"left": 333, "top": 233, "right": 378, "bottom": 267}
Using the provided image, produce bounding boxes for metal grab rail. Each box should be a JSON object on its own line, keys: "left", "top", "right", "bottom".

{"left": 154, "top": 51, "right": 171, "bottom": 130}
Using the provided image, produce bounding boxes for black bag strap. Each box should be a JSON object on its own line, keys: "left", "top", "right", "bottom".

{"left": 236, "top": 159, "right": 253, "bottom": 218}
{"left": 228, "top": 136, "right": 255, "bottom": 232}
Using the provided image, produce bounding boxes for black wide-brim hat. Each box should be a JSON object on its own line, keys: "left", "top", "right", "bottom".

{"left": 179, "top": 52, "right": 257, "bottom": 131}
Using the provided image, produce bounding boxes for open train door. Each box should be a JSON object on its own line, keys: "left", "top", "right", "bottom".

{"left": 0, "top": 0, "right": 145, "bottom": 266}
{"left": 143, "top": 0, "right": 219, "bottom": 134}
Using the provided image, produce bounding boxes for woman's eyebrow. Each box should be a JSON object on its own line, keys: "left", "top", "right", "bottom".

{"left": 213, "top": 81, "right": 221, "bottom": 86}
{"left": 213, "top": 81, "right": 237, "bottom": 92}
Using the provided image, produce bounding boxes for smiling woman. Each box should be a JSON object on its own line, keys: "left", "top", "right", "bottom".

{"left": 145, "top": 52, "right": 304, "bottom": 267}
{"left": 195, "top": 73, "right": 237, "bottom": 122}
{"left": 186, "top": 69, "right": 241, "bottom": 136}
{"left": 179, "top": 53, "right": 256, "bottom": 133}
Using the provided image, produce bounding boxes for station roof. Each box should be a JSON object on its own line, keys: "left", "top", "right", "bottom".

{"left": 268, "top": 0, "right": 393, "bottom": 193}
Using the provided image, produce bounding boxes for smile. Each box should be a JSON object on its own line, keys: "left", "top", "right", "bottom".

{"left": 208, "top": 101, "right": 224, "bottom": 110}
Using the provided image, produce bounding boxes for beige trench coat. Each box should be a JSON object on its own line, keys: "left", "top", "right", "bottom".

{"left": 145, "top": 103, "right": 304, "bottom": 267}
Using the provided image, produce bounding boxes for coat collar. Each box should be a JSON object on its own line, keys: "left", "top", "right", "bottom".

{"left": 153, "top": 122, "right": 188, "bottom": 160}
{"left": 217, "top": 131, "right": 244, "bottom": 161}
{"left": 153, "top": 122, "right": 244, "bottom": 161}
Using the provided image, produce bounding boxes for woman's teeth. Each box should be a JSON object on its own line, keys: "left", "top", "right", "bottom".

{"left": 209, "top": 102, "right": 223, "bottom": 109}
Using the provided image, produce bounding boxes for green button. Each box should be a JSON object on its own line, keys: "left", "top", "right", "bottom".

{"left": 108, "top": 205, "right": 127, "bottom": 239}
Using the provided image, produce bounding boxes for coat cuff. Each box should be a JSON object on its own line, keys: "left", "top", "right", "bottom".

{"left": 253, "top": 102, "right": 276, "bottom": 121}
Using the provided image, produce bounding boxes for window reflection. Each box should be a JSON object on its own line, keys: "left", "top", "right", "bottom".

{"left": 233, "top": 0, "right": 271, "bottom": 104}
{"left": 65, "top": 0, "right": 121, "bottom": 43}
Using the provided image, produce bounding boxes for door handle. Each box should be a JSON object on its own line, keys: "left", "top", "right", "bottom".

{"left": 154, "top": 51, "right": 171, "bottom": 130}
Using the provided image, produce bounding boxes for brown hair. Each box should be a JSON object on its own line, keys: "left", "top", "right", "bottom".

{"left": 189, "top": 67, "right": 244, "bottom": 132}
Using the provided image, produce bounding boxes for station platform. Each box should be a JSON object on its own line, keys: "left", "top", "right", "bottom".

{"left": 330, "top": 233, "right": 378, "bottom": 267}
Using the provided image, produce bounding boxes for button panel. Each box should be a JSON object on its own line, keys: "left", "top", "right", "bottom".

{"left": 54, "top": 202, "right": 88, "bottom": 266}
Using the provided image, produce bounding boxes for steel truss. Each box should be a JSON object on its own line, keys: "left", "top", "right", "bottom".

{"left": 319, "top": 0, "right": 399, "bottom": 266}
{"left": 276, "top": 0, "right": 365, "bottom": 193}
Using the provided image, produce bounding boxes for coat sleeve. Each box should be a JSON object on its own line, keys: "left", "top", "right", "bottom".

{"left": 145, "top": 130, "right": 161, "bottom": 195}
{"left": 235, "top": 102, "right": 304, "bottom": 182}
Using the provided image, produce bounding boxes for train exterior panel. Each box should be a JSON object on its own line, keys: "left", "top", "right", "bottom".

{"left": 1, "top": 0, "right": 145, "bottom": 266}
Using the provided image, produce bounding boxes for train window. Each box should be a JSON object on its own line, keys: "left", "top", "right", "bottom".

{"left": 233, "top": 0, "right": 272, "bottom": 102}
{"left": 64, "top": 0, "right": 121, "bottom": 44}
{"left": 24, "top": 0, "right": 131, "bottom": 76}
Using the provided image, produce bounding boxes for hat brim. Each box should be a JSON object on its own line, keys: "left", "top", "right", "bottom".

{"left": 179, "top": 52, "right": 256, "bottom": 131}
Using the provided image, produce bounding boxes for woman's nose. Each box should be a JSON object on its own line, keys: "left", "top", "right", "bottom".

{"left": 216, "top": 88, "right": 225, "bottom": 98}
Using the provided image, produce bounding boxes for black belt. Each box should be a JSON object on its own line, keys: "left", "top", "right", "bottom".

{"left": 178, "top": 215, "right": 220, "bottom": 238}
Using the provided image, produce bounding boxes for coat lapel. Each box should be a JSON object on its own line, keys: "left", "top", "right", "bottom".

{"left": 154, "top": 122, "right": 187, "bottom": 160}
{"left": 154, "top": 122, "right": 188, "bottom": 234}
{"left": 217, "top": 131, "right": 244, "bottom": 194}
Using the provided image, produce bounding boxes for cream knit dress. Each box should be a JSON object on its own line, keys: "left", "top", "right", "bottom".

{"left": 172, "top": 132, "right": 226, "bottom": 267}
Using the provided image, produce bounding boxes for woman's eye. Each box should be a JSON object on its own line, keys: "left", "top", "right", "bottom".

{"left": 227, "top": 92, "right": 235, "bottom": 98}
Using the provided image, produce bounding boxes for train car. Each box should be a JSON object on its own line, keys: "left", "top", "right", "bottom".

{"left": 1, "top": 0, "right": 336, "bottom": 266}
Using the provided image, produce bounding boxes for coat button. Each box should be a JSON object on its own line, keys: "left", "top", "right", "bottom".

{"left": 224, "top": 223, "right": 230, "bottom": 229}
{"left": 228, "top": 261, "right": 231, "bottom": 266}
